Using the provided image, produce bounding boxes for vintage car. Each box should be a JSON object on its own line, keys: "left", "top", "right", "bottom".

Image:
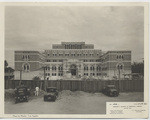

{"left": 44, "top": 87, "right": 58, "bottom": 101}
{"left": 14, "top": 86, "right": 30, "bottom": 103}
{"left": 102, "top": 85, "right": 119, "bottom": 97}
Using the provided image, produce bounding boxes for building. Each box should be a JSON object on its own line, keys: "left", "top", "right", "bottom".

{"left": 14, "top": 42, "right": 131, "bottom": 80}
{"left": 5, "top": 67, "right": 14, "bottom": 80}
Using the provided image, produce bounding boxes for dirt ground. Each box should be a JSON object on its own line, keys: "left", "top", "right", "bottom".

{"left": 5, "top": 90, "right": 143, "bottom": 114}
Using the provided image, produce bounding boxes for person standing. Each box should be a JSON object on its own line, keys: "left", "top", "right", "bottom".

{"left": 35, "top": 86, "right": 39, "bottom": 96}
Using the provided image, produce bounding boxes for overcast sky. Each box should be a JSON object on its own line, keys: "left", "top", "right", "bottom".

{"left": 5, "top": 6, "right": 144, "bottom": 68}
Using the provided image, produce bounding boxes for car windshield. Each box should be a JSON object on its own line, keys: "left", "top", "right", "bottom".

{"left": 107, "top": 86, "right": 116, "bottom": 89}
{"left": 47, "top": 88, "right": 57, "bottom": 92}
{"left": 109, "top": 87, "right": 115, "bottom": 89}
{"left": 18, "top": 87, "right": 27, "bottom": 92}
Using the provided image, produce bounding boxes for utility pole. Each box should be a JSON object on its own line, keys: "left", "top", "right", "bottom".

{"left": 117, "top": 64, "right": 122, "bottom": 93}
{"left": 43, "top": 66, "right": 46, "bottom": 91}
{"left": 19, "top": 70, "right": 22, "bottom": 86}
{"left": 118, "top": 67, "right": 120, "bottom": 92}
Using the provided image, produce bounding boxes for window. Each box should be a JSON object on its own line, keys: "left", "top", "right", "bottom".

{"left": 97, "top": 66, "right": 101, "bottom": 71}
{"left": 117, "top": 54, "right": 124, "bottom": 60}
{"left": 22, "top": 55, "right": 30, "bottom": 61}
{"left": 90, "top": 73, "right": 95, "bottom": 76}
{"left": 96, "top": 59, "right": 100, "bottom": 62}
{"left": 97, "top": 73, "right": 101, "bottom": 76}
{"left": 90, "top": 60, "right": 94, "bottom": 62}
{"left": 71, "top": 54, "right": 75, "bottom": 56}
{"left": 23, "top": 63, "right": 30, "bottom": 72}
{"left": 84, "top": 73, "right": 88, "bottom": 76}
{"left": 47, "top": 67, "right": 50, "bottom": 71}
{"left": 59, "top": 60, "right": 63, "bottom": 62}
{"left": 53, "top": 60, "right": 57, "bottom": 62}
{"left": 52, "top": 66, "right": 57, "bottom": 71}
{"left": 58, "top": 66, "right": 63, "bottom": 71}
{"left": 90, "top": 66, "right": 95, "bottom": 71}
{"left": 83, "top": 60, "right": 88, "bottom": 62}
{"left": 117, "top": 64, "right": 123, "bottom": 70}
{"left": 53, "top": 53, "right": 57, "bottom": 56}
{"left": 52, "top": 73, "right": 57, "bottom": 76}
{"left": 84, "top": 66, "right": 88, "bottom": 71}
{"left": 47, "top": 60, "right": 51, "bottom": 62}
{"left": 58, "top": 73, "right": 63, "bottom": 76}
{"left": 59, "top": 54, "right": 63, "bottom": 56}
{"left": 65, "top": 54, "right": 69, "bottom": 56}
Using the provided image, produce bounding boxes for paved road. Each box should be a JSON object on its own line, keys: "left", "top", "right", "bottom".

{"left": 5, "top": 91, "right": 143, "bottom": 114}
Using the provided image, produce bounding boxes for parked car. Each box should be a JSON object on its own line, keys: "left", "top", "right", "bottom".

{"left": 102, "top": 85, "right": 119, "bottom": 97}
{"left": 14, "top": 86, "right": 30, "bottom": 103}
{"left": 44, "top": 87, "right": 58, "bottom": 101}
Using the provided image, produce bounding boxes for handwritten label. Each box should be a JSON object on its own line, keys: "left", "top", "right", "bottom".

{"left": 12, "top": 114, "right": 39, "bottom": 118}
{"left": 107, "top": 102, "right": 148, "bottom": 115}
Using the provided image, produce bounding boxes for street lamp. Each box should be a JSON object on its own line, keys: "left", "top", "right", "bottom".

{"left": 117, "top": 64, "right": 123, "bottom": 92}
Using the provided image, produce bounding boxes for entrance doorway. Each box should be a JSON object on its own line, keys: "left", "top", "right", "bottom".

{"left": 70, "top": 64, "right": 77, "bottom": 76}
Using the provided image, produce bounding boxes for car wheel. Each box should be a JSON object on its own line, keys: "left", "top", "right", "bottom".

{"left": 44, "top": 97, "right": 46, "bottom": 101}
{"left": 26, "top": 98, "right": 28, "bottom": 102}
{"left": 113, "top": 92, "right": 117, "bottom": 97}
{"left": 53, "top": 96, "right": 56, "bottom": 101}
{"left": 15, "top": 99, "right": 18, "bottom": 104}
{"left": 114, "top": 92, "right": 118, "bottom": 97}
{"left": 109, "top": 92, "right": 112, "bottom": 96}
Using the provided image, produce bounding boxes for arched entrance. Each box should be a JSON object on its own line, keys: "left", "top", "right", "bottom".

{"left": 70, "top": 64, "right": 77, "bottom": 76}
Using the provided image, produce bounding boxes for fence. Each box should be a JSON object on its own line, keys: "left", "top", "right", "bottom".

{"left": 5, "top": 79, "right": 144, "bottom": 92}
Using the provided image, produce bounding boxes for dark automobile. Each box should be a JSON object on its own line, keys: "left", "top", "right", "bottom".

{"left": 14, "top": 86, "right": 30, "bottom": 103}
{"left": 102, "top": 85, "right": 119, "bottom": 97}
{"left": 44, "top": 87, "right": 58, "bottom": 101}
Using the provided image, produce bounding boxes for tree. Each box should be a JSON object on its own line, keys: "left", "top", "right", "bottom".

{"left": 32, "top": 76, "right": 41, "bottom": 81}
{"left": 131, "top": 62, "right": 144, "bottom": 76}
{"left": 4, "top": 60, "right": 14, "bottom": 80}
{"left": 5, "top": 60, "right": 8, "bottom": 68}
{"left": 32, "top": 76, "right": 41, "bottom": 88}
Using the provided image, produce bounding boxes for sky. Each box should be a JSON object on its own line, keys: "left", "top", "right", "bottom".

{"left": 5, "top": 6, "right": 144, "bottom": 68}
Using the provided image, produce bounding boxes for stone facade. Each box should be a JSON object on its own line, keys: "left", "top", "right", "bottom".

{"left": 101, "top": 51, "right": 131, "bottom": 79}
{"left": 14, "top": 42, "right": 131, "bottom": 80}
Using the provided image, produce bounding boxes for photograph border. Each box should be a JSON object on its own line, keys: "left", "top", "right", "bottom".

{"left": 0, "top": 2, "right": 149, "bottom": 118}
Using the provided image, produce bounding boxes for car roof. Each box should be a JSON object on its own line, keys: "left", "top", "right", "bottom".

{"left": 17, "top": 86, "right": 27, "bottom": 89}
{"left": 47, "top": 87, "right": 57, "bottom": 89}
{"left": 107, "top": 85, "right": 115, "bottom": 87}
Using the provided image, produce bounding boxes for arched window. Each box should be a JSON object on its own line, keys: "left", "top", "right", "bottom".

{"left": 117, "top": 64, "right": 124, "bottom": 70}
{"left": 22, "top": 63, "right": 30, "bottom": 72}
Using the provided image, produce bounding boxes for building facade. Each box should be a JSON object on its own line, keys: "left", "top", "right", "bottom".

{"left": 14, "top": 42, "right": 131, "bottom": 80}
